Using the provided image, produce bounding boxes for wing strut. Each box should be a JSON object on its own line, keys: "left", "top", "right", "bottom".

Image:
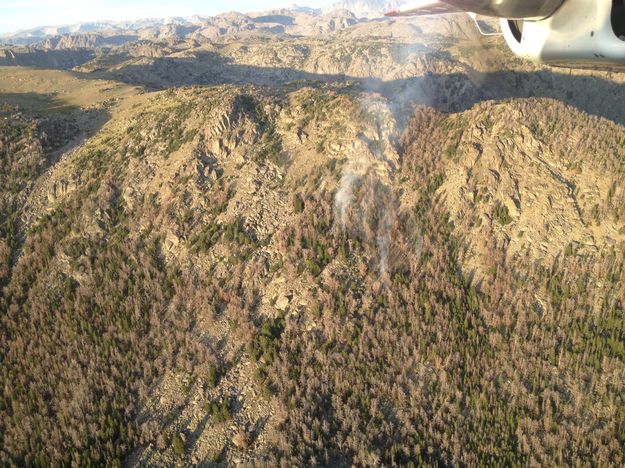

{"left": 385, "top": 1, "right": 502, "bottom": 37}
{"left": 384, "top": 1, "right": 462, "bottom": 17}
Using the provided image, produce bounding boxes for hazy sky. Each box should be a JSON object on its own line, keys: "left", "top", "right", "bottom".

{"left": 0, "top": 0, "right": 336, "bottom": 34}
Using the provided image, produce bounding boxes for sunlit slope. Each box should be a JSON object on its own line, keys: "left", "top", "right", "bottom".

{"left": 0, "top": 15, "right": 625, "bottom": 466}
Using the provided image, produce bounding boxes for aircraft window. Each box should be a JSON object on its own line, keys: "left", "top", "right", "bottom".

{"left": 508, "top": 20, "right": 523, "bottom": 42}
{"left": 612, "top": 0, "right": 625, "bottom": 40}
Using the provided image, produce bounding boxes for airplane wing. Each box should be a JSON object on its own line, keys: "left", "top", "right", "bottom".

{"left": 383, "top": 0, "right": 625, "bottom": 70}
{"left": 384, "top": 1, "right": 463, "bottom": 17}
{"left": 385, "top": 1, "right": 565, "bottom": 20}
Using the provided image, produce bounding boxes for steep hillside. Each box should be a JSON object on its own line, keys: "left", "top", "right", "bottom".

{"left": 0, "top": 76, "right": 401, "bottom": 466}
{"left": 1, "top": 9, "right": 625, "bottom": 468}
{"left": 440, "top": 99, "right": 625, "bottom": 274}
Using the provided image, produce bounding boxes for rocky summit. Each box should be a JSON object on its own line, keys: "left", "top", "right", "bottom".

{"left": 1, "top": 3, "right": 625, "bottom": 467}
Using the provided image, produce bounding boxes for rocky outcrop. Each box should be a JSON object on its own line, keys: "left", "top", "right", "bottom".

{"left": 38, "top": 33, "right": 139, "bottom": 50}
{"left": 439, "top": 98, "right": 625, "bottom": 283}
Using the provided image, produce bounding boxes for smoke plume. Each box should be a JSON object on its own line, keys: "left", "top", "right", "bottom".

{"left": 334, "top": 93, "right": 403, "bottom": 283}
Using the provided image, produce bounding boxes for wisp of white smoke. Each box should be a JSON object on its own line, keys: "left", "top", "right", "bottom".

{"left": 333, "top": 93, "right": 399, "bottom": 283}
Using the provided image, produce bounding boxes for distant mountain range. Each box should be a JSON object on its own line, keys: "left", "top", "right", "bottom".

{"left": 324, "top": 0, "right": 403, "bottom": 17}
{"left": 0, "top": 17, "right": 208, "bottom": 45}
{"left": 0, "top": 1, "right": 404, "bottom": 46}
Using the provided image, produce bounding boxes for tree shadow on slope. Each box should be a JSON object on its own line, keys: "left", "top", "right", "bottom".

{"left": 1, "top": 91, "right": 80, "bottom": 114}
{"left": 77, "top": 49, "right": 625, "bottom": 127}
{"left": 0, "top": 48, "right": 95, "bottom": 69}
{"left": 0, "top": 91, "right": 111, "bottom": 257}
{"left": 0, "top": 91, "right": 112, "bottom": 168}
{"left": 0, "top": 90, "right": 113, "bottom": 175}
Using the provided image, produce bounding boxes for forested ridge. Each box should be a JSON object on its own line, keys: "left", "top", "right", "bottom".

{"left": 0, "top": 87, "right": 624, "bottom": 467}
